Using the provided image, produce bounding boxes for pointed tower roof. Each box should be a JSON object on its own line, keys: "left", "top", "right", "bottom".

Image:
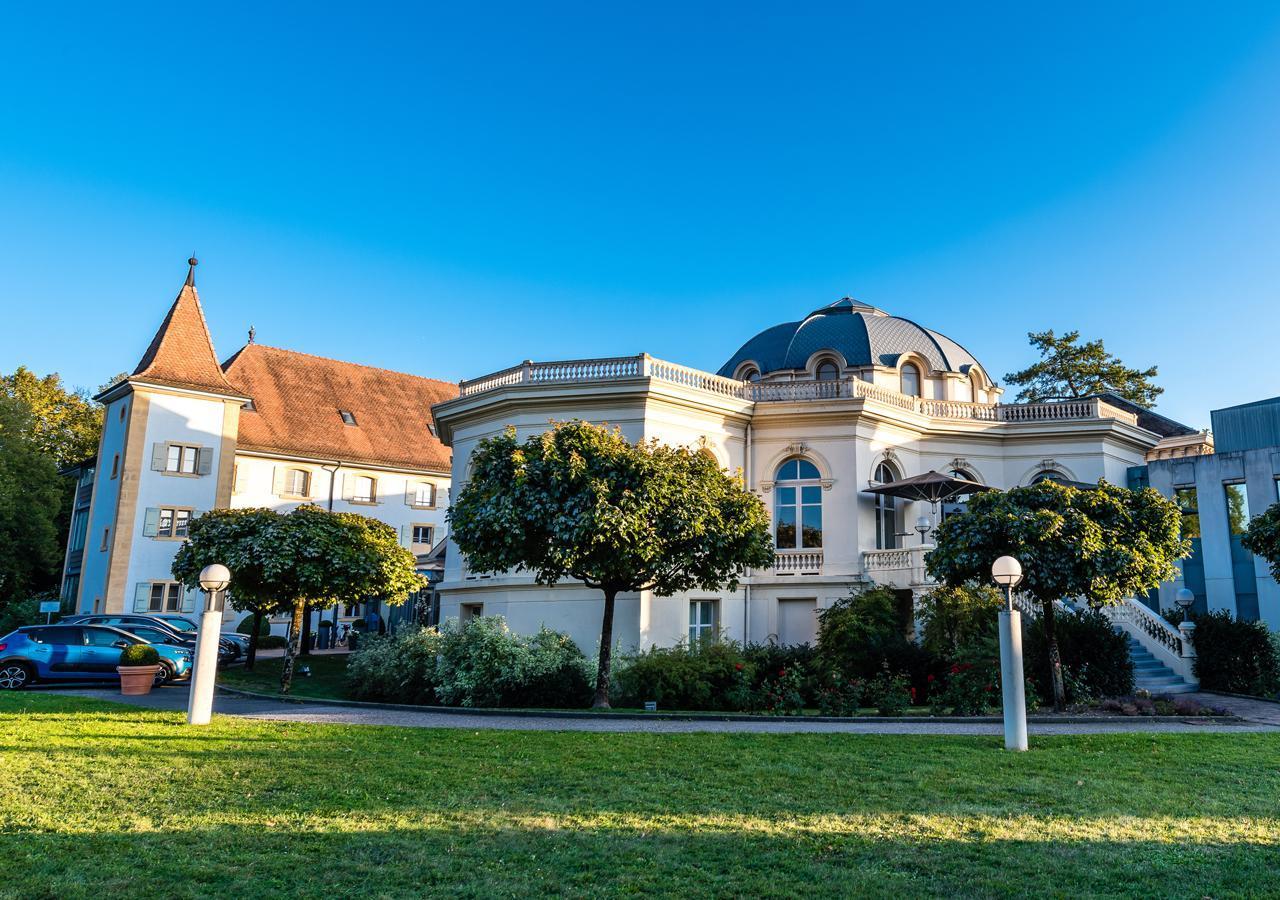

{"left": 126, "top": 257, "right": 246, "bottom": 397}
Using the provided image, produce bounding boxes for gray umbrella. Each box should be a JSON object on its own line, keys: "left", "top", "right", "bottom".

{"left": 862, "top": 470, "right": 995, "bottom": 505}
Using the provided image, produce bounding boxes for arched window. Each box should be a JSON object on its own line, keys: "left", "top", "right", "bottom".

{"left": 1032, "top": 470, "right": 1068, "bottom": 485}
{"left": 815, "top": 360, "right": 840, "bottom": 381}
{"left": 873, "top": 462, "right": 900, "bottom": 549}
{"left": 942, "top": 468, "right": 977, "bottom": 523}
{"left": 774, "top": 457, "right": 822, "bottom": 549}
{"left": 969, "top": 371, "right": 982, "bottom": 403}
{"left": 739, "top": 365, "right": 761, "bottom": 383}
{"left": 900, "top": 363, "right": 921, "bottom": 397}
{"left": 279, "top": 467, "right": 311, "bottom": 499}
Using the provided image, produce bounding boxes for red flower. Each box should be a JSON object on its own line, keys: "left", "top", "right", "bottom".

{"left": 734, "top": 662, "right": 744, "bottom": 671}
{"left": 910, "top": 687, "right": 917, "bottom": 702}
{"left": 927, "top": 674, "right": 936, "bottom": 682}
{"left": 985, "top": 684, "right": 994, "bottom": 692}
{"left": 949, "top": 664, "right": 961, "bottom": 675}
{"left": 779, "top": 668, "right": 787, "bottom": 677}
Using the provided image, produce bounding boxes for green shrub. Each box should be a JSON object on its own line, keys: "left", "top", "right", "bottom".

{"left": 816, "top": 587, "right": 908, "bottom": 678}
{"left": 815, "top": 671, "right": 865, "bottom": 716}
{"left": 917, "top": 584, "right": 1003, "bottom": 660}
{"left": 742, "top": 642, "right": 818, "bottom": 705}
{"left": 258, "top": 635, "right": 287, "bottom": 650}
{"left": 1190, "top": 611, "right": 1280, "bottom": 697}
{"left": 756, "top": 664, "right": 806, "bottom": 715}
{"left": 347, "top": 618, "right": 592, "bottom": 708}
{"left": 865, "top": 666, "right": 911, "bottom": 717}
{"left": 1025, "top": 607, "right": 1134, "bottom": 701}
{"left": 119, "top": 644, "right": 160, "bottom": 667}
{"left": 929, "top": 661, "right": 997, "bottom": 716}
{"left": 236, "top": 614, "right": 271, "bottom": 637}
{"left": 612, "top": 639, "right": 753, "bottom": 711}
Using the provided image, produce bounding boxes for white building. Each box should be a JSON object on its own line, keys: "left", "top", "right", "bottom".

{"left": 68, "top": 260, "right": 455, "bottom": 634}
{"left": 432, "top": 297, "right": 1200, "bottom": 654}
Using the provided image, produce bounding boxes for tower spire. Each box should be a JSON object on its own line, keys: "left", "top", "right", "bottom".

{"left": 185, "top": 255, "right": 198, "bottom": 287}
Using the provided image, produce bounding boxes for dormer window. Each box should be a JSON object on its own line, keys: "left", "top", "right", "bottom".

{"left": 339, "top": 410, "right": 358, "bottom": 426}
{"left": 815, "top": 360, "right": 840, "bottom": 381}
{"left": 900, "top": 363, "right": 921, "bottom": 397}
{"left": 737, "top": 365, "right": 761, "bottom": 383}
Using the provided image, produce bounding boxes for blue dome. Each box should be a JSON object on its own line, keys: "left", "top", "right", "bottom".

{"left": 716, "top": 298, "right": 983, "bottom": 379}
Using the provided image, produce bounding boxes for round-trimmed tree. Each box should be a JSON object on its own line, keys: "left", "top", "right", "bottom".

{"left": 448, "top": 421, "right": 774, "bottom": 708}
{"left": 925, "top": 479, "right": 1188, "bottom": 710}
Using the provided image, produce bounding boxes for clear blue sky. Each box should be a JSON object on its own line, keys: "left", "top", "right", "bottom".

{"left": 2, "top": 3, "right": 1279, "bottom": 430}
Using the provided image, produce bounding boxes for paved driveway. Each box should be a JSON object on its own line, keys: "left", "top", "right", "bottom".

{"left": 51, "top": 684, "right": 1280, "bottom": 735}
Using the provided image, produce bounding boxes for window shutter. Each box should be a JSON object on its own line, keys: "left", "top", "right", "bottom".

{"left": 405, "top": 482, "right": 415, "bottom": 506}
{"left": 142, "top": 508, "right": 160, "bottom": 537}
{"left": 181, "top": 586, "right": 198, "bottom": 613}
{"left": 196, "top": 447, "right": 213, "bottom": 476}
{"left": 342, "top": 473, "right": 355, "bottom": 502}
{"left": 133, "top": 583, "right": 151, "bottom": 613}
{"left": 151, "top": 443, "right": 167, "bottom": 471}
{"left": 399, "top": 525, "right": 407, "bottom": 545}
{"left": 272, "top": 466, "right": 286, "bottom": 497}
{"left": 232, "top": 464, "right": 244, "bottom": 494}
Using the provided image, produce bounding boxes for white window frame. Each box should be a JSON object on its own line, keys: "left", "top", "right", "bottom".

{"left": 689, "top": 599, "right": 718, "bottom": 644}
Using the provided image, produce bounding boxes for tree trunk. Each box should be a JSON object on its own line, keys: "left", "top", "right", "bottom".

{"left": 245, "top": 609, "right": 263, "bottom": 672}
{"left": 281, "top": 600, "right": 305, "bottom": 694}
{"left": 1042, "top": 599, "right": 1066, "bottom": 711}
{"left": 592, "top": 588, "right": 618, "bottom": 710}
{"left": 300, "top": 603, "right": 312, "bottom": 656}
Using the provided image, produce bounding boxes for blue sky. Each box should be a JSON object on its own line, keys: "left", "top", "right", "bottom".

{"left": 2, "top": 3, "right": 1278, "bottom": 429}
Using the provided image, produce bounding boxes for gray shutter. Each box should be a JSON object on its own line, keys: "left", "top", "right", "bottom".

{"left": 405, "top": 481, "right": 415, "bottom": 506}
{"left": 272, "top": 466, "right": 286, "bottom": 497}
{"left": 151, "top": 443, "right": 167, "bottom": 471}
{"left": 196, "top": 447, "right": 213, "bottom": 476}
{"left": 342, "top": 473, "right": 355, "bottom": 502}
{"left": 181, "top": 585, "right": 198, "bottom": 613}
{"left": 400, "top": 525, "right": 407, "bottom": 545}
{"left": 142, "top": 508, "right": 160, "bottom": 537}
{"left": 133, "top": 583, "right": 151, "bottom": 613}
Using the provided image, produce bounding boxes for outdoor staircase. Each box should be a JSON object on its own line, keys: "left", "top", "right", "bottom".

{"left": 1126, "top": 635, "right": 1197, "bottom": 695}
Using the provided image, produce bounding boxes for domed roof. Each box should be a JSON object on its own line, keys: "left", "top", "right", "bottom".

{"left": 716, "top": 297, "right": 984, "bottom": 379}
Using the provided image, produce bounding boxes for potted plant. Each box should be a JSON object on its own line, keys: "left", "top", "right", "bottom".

{"left": 117, "top": 643, "right": 162, "bottom": 696}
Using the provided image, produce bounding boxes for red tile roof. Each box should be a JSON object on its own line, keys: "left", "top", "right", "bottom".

{"left": 222, "top": 344, "right": 456, "bottom": 472}
{"left": 131, "top": 283, "right": 244, "bottom": 396}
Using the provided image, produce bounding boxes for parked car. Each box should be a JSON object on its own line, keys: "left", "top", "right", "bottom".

{"left": 0, "top": 624, "right": 193, "bottom": 689}
{"left": 63, "top": 614, "right": 237, "bottom": 662}
{"left": 151, "top": 614, "right": 250, "bottom": 660}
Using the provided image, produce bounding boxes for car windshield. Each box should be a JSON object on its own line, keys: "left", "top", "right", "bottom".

{"left": 127, "top": 628, "right": 176, "bottom": 644}
{"left": 161, "top": 617, "right": 199, "bottom": 632}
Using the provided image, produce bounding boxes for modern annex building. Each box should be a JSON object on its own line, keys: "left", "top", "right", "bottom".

{"left": 432, "top": 297, "right": 1203, "bottom": 655}
{"left": 62, "top": 261, "right": 456, "bottom": 633}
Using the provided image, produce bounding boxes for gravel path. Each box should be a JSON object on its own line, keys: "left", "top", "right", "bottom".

{"left": 49, "top": 684, "right": 1280, "bottom": 735}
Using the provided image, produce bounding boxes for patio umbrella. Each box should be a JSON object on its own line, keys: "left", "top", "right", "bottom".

{"left": 862, "top": 470, "right": 996, "bottom": 506}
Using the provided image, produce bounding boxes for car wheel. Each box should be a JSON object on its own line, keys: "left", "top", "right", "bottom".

{"left": 0, "top": 663, "right": 33, "bottom": 690}
{"left": 154, "top": 662, "right": 174, "bottom": 686}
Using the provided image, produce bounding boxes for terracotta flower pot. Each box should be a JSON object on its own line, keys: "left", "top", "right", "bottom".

{"left": 117, "top": 665, "right": 161, "bottom": 696}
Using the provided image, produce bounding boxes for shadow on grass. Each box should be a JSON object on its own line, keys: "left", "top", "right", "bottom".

{"left": 2, "top": 824, "right": 1278, "bottom": 898}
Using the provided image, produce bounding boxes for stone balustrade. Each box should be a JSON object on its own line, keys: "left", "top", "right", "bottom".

{"left": 457, "top": 355, "right": 1145, "bottom": 427}
{"left": 774, "top": 549, "right": 823, "bottom": 575}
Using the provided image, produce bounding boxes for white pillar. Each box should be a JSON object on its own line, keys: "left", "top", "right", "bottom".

{"left": 186, "top": 604, "right": 224, "bottom": 725}
{"left": 998, "top": 609, "right": 1028, "bottom": 751}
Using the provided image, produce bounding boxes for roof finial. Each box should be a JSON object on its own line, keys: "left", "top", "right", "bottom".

{"left": 248, "top": 325, "right": 256, "bottom": 344}
{"left": 185, "top": 255, "right": 198, "bottom": 287}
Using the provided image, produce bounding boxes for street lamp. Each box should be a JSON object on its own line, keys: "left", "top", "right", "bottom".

{"left": 914, "top": 515, "right": 933, "bottom": 545}
{"left": 187, "top": 564, "right": 231, "bottom": 726}
{"left": 992, "top": 555, "right": 1028, "bottom": 751}
{"left": 1175, "top": 587, "right": 1195, "bottom": 620}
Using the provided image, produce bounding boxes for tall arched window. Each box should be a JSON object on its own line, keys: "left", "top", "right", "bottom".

{"left": 774, "top": 458, "right": 823, "bottom": 549}
{"left": 969, "top": 371, "right": 982, "bottom": 403}
{"left": 739, "top": 366, "right": 761, "bottom": 383}
{"left": 873, "top": 462, "right": 900, "bottom": 549}
{"left": 900, "top": 363, "right": 921, "bottom": 397}
{"left": 815, "top": 360, "right": 840, "bottom": 381}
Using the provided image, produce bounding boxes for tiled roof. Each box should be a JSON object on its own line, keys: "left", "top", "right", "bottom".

{"left": 223, "top": 344, "right": 456, "bottom": 472}
{"left": 130, "top": 282, "right": 244, "bottom": 396}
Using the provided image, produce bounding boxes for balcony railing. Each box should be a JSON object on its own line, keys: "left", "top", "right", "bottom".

{"left": 863, "top": 545, "right": 933, "bottom": 587}
{"left": 456, "top": 355, "right": 1142, "bottom": 426}
{"left": 774, "top": 549, "right": 823, "bottom": 575}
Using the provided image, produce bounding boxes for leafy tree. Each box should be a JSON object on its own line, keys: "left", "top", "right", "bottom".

{"left": 926, "top": 480, "right": 1187, "bottom": 709}
{"left": 0, "top": 398, "right": 64, "bottom": 612}
{"left": 1, "top": 366, "right": 102, "bottom": 466}
{"left": 448, "top": 421, "right": 774, "bottom": 708}
{"left": 917, "top": 583, "right": 1004, "bottom": 661}
{"left": 173, "top": 505, "right": 423, "bottom": 691}
{"left": 1004, "top": 330, "right": 1163, "bottom": 408}
{"left": 1243, "top": 503, "right": 1280, "bottom": 582}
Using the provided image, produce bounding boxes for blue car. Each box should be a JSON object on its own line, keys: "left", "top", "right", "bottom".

{"left": 0, "top": 624, "right": 193, "bottom": 690}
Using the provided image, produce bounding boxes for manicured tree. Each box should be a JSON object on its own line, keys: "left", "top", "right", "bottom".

{"left": 171, "top": 508, "right": 290, "bottom": 671}
{"left": 448, "top": 421, "right": 774, "bottom": 709}
{"left": 926, "top": 480, "right": 1187, "bottom": 710}
{"left": 1242, "top": 502, "right": 1280, "bottom": 579}
{"left": 1004, "top": 330, "right": 1162, "bottom": 408}
{"left": 174, "top": 505, "right": 423, "bottom": 691}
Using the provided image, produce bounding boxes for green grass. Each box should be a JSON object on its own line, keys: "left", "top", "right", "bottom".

{"left": 217, "top": 653, "right": 350, "bottom": 700}
{"left": 4, "top": 693, "right": 1279, "bottom": 899}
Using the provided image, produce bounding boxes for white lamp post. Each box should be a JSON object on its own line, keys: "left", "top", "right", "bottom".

{"left": 992, "top": 555, "right": 1028, "bottom": 751}
{"left": 187, "top": 563, "right": 231, "bottom": 726}
{"left": 914, "top": 515, "right": 933, "bottom": 545}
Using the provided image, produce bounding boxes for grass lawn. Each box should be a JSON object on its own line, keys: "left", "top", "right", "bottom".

{"left": 217, "top": 653, "right": 350, "bottom": 700}
{"left": 4, "top": 694, "right": 1279, "bottom": 899}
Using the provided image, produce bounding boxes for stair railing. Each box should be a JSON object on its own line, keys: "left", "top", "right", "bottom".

{"left": 1103, "top": 597, "right": 1197, "bottom": 685}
